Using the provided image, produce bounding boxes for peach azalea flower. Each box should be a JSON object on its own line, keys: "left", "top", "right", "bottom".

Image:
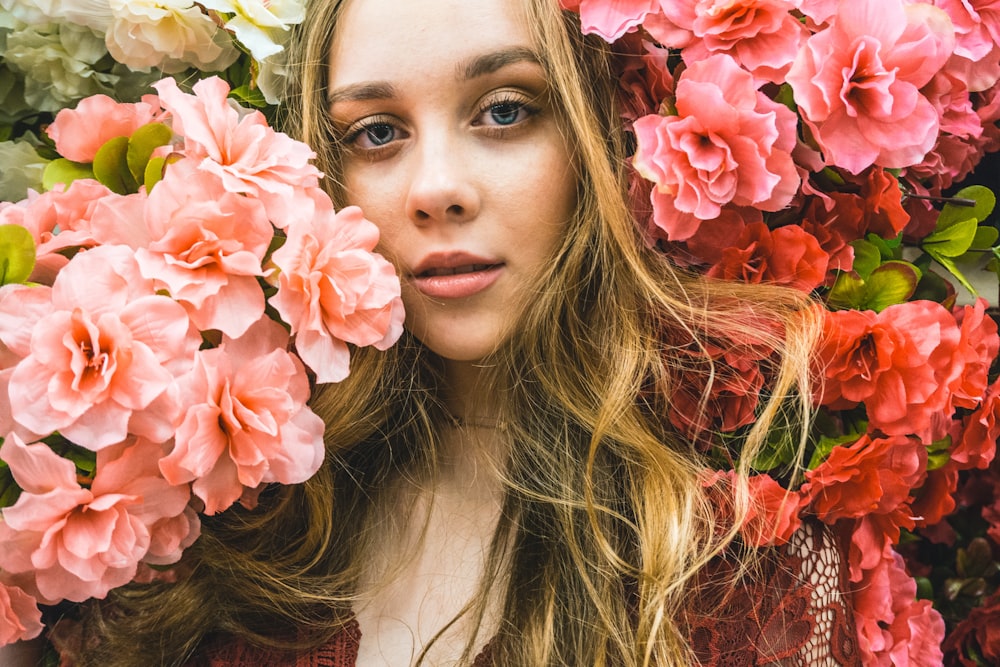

{"left": 46, "top": 94, "right": 162, "bottom": 163}
{"left": 152, "top": 76, "right": 321, "bottom": 229}
{"left": 159, "top": 318, "right": 326, "bottom": 515}
{"left": 7, "top": 245, "right": 200, "bottom": 449}
{"left": 0, "top": 435, "right": 193, "bottom": 603}
{"left": 0, "top": 578, "right": 43, "bottom": 644}
{"left": 270, "top": 201, "right": 404, "bottom": 384}
{"left": 562, "top": 0, "right": 660, "bottom": 41}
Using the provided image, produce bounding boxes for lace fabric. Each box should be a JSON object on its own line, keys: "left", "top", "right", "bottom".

{"left": 194, "top": 521, "right": 859, "bottom": 667}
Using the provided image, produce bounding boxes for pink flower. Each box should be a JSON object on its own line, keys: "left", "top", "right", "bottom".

{"left": 93, "top": 162, "right": 275, "bottom": 339}
{"left": 0, "top": 284, "right": 52, "bottom": 438}
{"left": 46, "top": 94, "right": 162, "bottom": 163}
{"left": 270, "top": 200, "right": 404, "bottom": 384}
{"left": 564, "top": 0, "right": 660, "bottom": 41}
{"left": 152, "top": 76, "right": 321, "bottom": 229}
{"left": 0, "top": 435, "right": 193, "bottom": 603}
{"left": 935, "top": 0, "right": 1000, "bottom": 92}
{"left": 0, "top": 179, "right": 116, "bottom": 284}
{"left": 633, "top": 54, "right": 799, "bottom": 223}
{"left": 159, "top": 318, "right": 326, "bottom": 515}
{"left": 786, "top": 0, "right": 956, "bottom": 173}
{"left": 7, "top": 245, "right": 199, "bottom": 449}
{"left": 851, "top": 551, "right": 945, "bottom": 666}
{"left": 653, "top": 0, "right": 807, "bottom": 84}
{"left": 0, "top": 579, "right": 44, "bottom": 644}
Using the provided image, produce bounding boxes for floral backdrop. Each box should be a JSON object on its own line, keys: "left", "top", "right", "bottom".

{"left": 1, "top": 1, "right": 999, "bottom": 665}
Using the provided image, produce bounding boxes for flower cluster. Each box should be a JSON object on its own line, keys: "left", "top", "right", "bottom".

{"left": 0, "top": 75, "right": 404, "bottom": 643}
{"left": 566, "top": 0, "right": 1000, "bottom": 664}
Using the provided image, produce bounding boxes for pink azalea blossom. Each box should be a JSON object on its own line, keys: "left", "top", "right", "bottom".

{"left": 152, "top": 76, "right": 321, "bottom": 229}
{"left": 158, "top": 318, "right": 326, "bottom": 515}
{"left": 0, "top": 284, "right": 52, "bottom": 439}
{"left": 0, "top": 579, "right": 44, "bottom": 644}
{"left": 92, "top": 161, "right": 274, "bottom": 338}
{"left": 935, "top": 0, "right": 1000, "bottom": 92}
{"left": 269, "top": 200, "right": 404, "bottom": 384}
{"left": 0, "top": 435, "right": 193, "bottom": 603}
{"left": 7, "top": 245, "right": 199, "bottom": 449}
{"left": 787, "top": 0, "right": 956, "bottom": 173}
{"left": 633, "top": 53, "right": 799, "bottom": 223}
{"left": 46, "top": 94, "right": 162, "bottom": 163}
{"left": 651, "top": 0, "right": 807, "bottom": 84}
{"left": 0, "top": 179, "right": 117, "bottom": 284}
{"left": 852, "top": 551, "right": 946, "bottom": 666}
{"left": 563, "top": 0, "right": 660, "bottom": 42}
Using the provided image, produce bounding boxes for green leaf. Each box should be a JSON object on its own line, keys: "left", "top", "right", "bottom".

{"left": 42, "top": 158, "right": 94, "bottom": 191}
{"left": 850, "top": 239, "right": 882, "bottom": 279}
{"left": 926, "top": 436, "right": 951, "bottom": 471}
{"left": 144, "top": 156, "right": 167, "bottom": 191}
{"left": 911, "top": 268, "right": 952, "bottom": 304}
{"left": 923, "top": 216, "right": 979, "bottom": 258}
{"left": 863, "top": 261, "right": 920, "bottom": 311}
{"left": 126, "top": 123, "right": 173, "bottom": 183}
{"left": 971, "top": 225, "right": 999, "bottom": 251}
{"left": 826, "top": 271, "right": 866, "bottom": 310}
{"left": 93, "top": 136, "right": 138, "bottom": 195}
{"left": 937, "top": 185, "right": 996, "bottom": 230}
{"left": 808, "top": 431, "right": 860, "bottom": 470}
{"left": 0, "top": 224, "right": 36, "bottom": 285}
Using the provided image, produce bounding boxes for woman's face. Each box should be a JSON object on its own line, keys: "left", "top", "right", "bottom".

{"left": 327, "top": 0, "right": 577, "bottom": 363}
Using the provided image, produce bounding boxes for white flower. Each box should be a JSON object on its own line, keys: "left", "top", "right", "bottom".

{"left": 200, "top": 0, "right": 305, "bottom": 61}
{"left": 0, "top": 0, "right": 113, "bottom": 32}
{"left": 2, "top": 20, "right": 113, "bottom": 112}
{"left": 0, "top": 135, "right": 49, "bottom": 202}
{"left": 106, "top": 0, "right": 239, "bottom": 73}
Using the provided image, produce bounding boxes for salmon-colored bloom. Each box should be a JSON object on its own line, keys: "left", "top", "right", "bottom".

{"left": 270, "top": 200, "right": 404, "bottom": 383}
{"left": 563, "top": 0, "right": 660, "bottom": 41}
{"left": 152, "top": 76, "right": 320, "bottom": 229}
{"left": 46, "top": 94, "right": 162, "bottom": 163}
{"left": 159, "top": 319, "right": 326, "bottom": 515}
{"left": 0, "top": 579, "right": 43, "bottom": 644}
{"left": 0, "top": 435, "right": 193, "bottom": 603}
{"left": 7, "top": 245, "right": 199, "bottom": 449}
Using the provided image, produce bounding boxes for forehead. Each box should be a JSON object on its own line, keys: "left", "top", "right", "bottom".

{"left": 328, "top": 0, "right": 535, "bottom": 84}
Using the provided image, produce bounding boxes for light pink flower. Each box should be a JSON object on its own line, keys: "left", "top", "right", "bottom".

{"left": 94, "top": 161, "right": 274, "bottom": 339}
{"left": 633, "top": 53, "right": 799, "bottom": 222}
{"left": 786, "top": 0, "right": 956, "bottom": 173}
{"left": 0, "top": 179, "right": 117, "bottom": 284}
{"left": 270, "top": 200, "right": 404, "bottom": 383}
{"left": 0, "top": 284, "right": 52, "bottom": 439}
{"left": 152, "top": 76, "right": 321, "bottom": 229}
{"left": 652, "top": 0, "right": 807, "bottom": 83}
{"left": 563, "top": 0, "right": 660, "bottom": 42}
{"left": 46, "top": 94, "right": 162, "bottom": 163}
{"left": 852, "top": 551, "right": 945, "bottom": 666}
{"left": 0, "top": 435, "right": 193, "bottom": 603}
{"left": 935, "top": 0, "right": 1000, "bottom": 92}
{"left": 159, "top": 318, "right": 326, "bottom": 515}
{"left": 0, "top": 578, "right": 44, "bottom": 644}
{"left": 7, "top": 245, "right": 199, "bottom": 449}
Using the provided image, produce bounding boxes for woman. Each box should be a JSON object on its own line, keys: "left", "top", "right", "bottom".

{"left": 62, "top": 0, "right": 855, "bottom": 664}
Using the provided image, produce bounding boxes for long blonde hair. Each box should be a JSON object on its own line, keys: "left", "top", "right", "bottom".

{"left": 79, "top": 1, "right": 821, "bottom": 665}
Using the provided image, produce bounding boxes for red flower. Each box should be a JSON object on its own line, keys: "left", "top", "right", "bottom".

{"left": 817, "top": 301, "right": 962, "bottom": 439}
{"left": 705, "top": 222, "right": 829, "bottom": 292}
{"left": 954, "top": 379, "right": 1000, "bottom": 471}
{"left": 947, "top": 299, "right": 1000, "bottom": 412}
{"left": 701, "top": 471, "right": 804, "bottom": 547}
{"left": 804, "top": 431, "right": 926, "bottom": 522}
{"left": 943, "top": 590, "right": 1000, "bottom": 667}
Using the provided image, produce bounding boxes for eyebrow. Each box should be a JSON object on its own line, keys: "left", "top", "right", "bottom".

{"left": 327, "top": 46, "right": 542, "bottom": 105}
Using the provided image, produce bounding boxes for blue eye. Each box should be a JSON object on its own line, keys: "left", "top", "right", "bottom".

{"left": 489, "top": 102, "right": 523, "bottom": 126}
{"left": 360, "top": 123, "right": 395, "bottom": 147}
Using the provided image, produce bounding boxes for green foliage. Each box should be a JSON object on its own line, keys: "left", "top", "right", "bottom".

{"left": 920, "top": 186, "right": 998, "bottom": 297}
{"left": 827, "top": 259, "right": 921, "bottom": 312}
{"left": 42, "top": 158, "right": 94, "bottom": 191}
{"left": 0, "top": 223, "right": 36, "bottom": 285}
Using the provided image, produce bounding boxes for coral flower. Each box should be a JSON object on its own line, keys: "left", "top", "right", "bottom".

{"left": 270, "top": 200, "right": 404, "bottom": 383}
{"left": 786, "top": 0, "right": 956, "bottom": 173}
{"left": 0, "top": 435, "right": 193, "bottom": 603}
{"left": 152, "top": 76, "right": 320, "bottom": 229}
{"left": 562, "top": 0, "right": 660, "bottom": 41}
{"left": 0, "top": 579, "right": 43, "bottom": 644}
{"left": 159, "top": 319, "right": 326, "bottom": 515}
{"left": 633, "top": 53, "right": 799, "bottom": 223}
{"left": 6, "top": 245, "right": 199, "bottom": 449}
{"left": 46, "top": 94, "right": 162, "bottom": 163}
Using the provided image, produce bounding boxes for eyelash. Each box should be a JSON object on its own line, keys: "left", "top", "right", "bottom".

{"left": 340, "top": 91, "right": 540, "bottom": 158}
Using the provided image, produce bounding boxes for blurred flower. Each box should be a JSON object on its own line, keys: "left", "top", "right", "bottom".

{"left": 0, "top": 137, "right": 48, "bottom": 202}
{"left": 199, "top": 0, "right": 305, "bottom": 61}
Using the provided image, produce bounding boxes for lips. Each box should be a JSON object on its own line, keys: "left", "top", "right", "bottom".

{"left": 410, "top": 252, "right": 503, "bottom": 299}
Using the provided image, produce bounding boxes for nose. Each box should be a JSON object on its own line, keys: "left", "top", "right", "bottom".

{"left": 404, "top": 132, "right": 480, "bottom": 225}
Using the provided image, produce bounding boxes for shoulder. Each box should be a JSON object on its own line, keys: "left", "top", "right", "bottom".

{"left": 683, "top": 520, "right": 862, "bottom": 667}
